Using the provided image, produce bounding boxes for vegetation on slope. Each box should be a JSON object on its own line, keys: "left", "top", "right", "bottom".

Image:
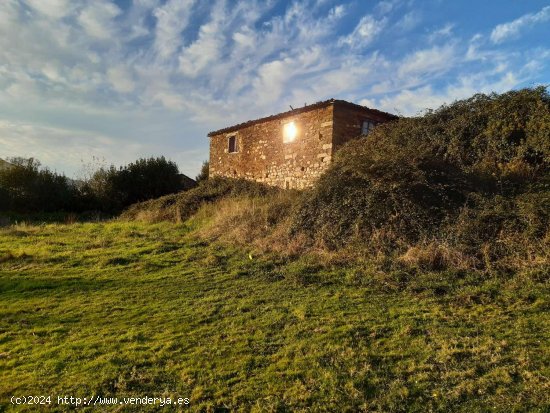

{"left": 123, "top": 88, "right": 550, "bottom": 275}
{"left": 293, "top": 87, "right": 549, "bottom": 247}
{"left": 0, "top": 221, "right": 548, "bottom": 412}
{"left": 121, "top": 177, "right": 278, "bottom": 223}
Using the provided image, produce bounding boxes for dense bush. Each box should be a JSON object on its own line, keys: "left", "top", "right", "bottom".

{"left": 0, "top": 156, "right": 189, "bottom": 214}
{"left": 0, "top": 158, "right": 79, "bottom": 212}
{"left": 291, "top": 87, "right": 550, "bottom": 254}
{"left": 87, "top": 157, "right": 184, "bottom": 212}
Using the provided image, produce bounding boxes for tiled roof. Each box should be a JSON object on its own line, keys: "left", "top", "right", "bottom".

{"left": 207, "top": 99, "right": 397, "bottom": 137}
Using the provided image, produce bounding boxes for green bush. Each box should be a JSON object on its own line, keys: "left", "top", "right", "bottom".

{"left": 87, "top": 156, "right": 184, "bottom": 212}
{"left": 291, "top": 87, "right": 550, "bottom": 251}
{"left": 0, "top": 156, "right": 189, "bottom": 215}
{"left": 0, "top": 158, "right": 79, "bottom": 212}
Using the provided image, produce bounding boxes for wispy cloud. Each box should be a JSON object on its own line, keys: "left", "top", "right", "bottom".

{"left": 371, "top": 70, "right": 521, "bottom": 116}
{"left": 338, "top": 15, "right": 387, "bottom": 49}
{"left": 397, "top": 44, "right": 456, "bottom": 79}
{"left": 107, "top": 65, "right": 136, "bottom": 93}
{"left": 394, "top": 11, "right": 421, "bottom": 32}
{"left": 491, "top": 5, "right": 550, "bottom": 43}
{"left": 153, "top": 0, "right": 195, "bottom": 59}
{"left": 77, "top": 1, "right": 122, "bottom": 40}
{"left": 428, "top": 23, "right": 454, "bottom": 43}
{"left": 24, "top": 0, "right": 73, "bottom": 19}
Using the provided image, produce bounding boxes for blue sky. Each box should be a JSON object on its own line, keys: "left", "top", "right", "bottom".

{"left": 0, "top": 0, "right": 549, "bottom": 178}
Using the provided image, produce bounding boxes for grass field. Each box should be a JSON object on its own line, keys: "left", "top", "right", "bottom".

{"left": 0, "top": 221, "right": 548, "bottom": 412}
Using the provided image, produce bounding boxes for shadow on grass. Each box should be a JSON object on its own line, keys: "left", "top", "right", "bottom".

{"left": 0, "top": 276, "right": 115, "bottom": 296}
{"left": 0, "top": 211, "right": 111, "bottom": 227}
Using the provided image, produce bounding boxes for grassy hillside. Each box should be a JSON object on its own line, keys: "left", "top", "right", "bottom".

{"left": 0, "top": 221, "right": 548, "bottom": 412}
{"left": 1, "top": 88, "right": 548, "bottom": 411}
{"left": 123, "top": 88, "right": 550, "bottom": 276}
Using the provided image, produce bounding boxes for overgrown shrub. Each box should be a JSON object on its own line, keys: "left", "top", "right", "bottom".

{"left": 291, "top": 87, "right": 550, "bottom": 266}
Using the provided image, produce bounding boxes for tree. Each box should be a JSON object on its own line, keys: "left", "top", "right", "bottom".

{"left": 0, "top": 157, "right": 78, "bottom": 212}
{"left": 195, "top": 160, "right": 209, "bottom": 182}
{"left": 88, "top": 156, "right": 182, "bottom": 212}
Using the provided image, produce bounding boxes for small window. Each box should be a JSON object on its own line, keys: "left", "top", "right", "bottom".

{"left": 228, "top": 135, "right": 238, "bottom": 153}
{"left": 361, "top": 120, "right": 376, "bottom": 135}
{"left": 283, "top": 121, "right": 297, "bottom": 143}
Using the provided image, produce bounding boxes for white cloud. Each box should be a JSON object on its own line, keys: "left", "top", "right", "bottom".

{"left": 107, "top": 65, "right": 135, "bottom": 93}
{"left": 397, "top": 44, "right": 456, "bottom": 79}
{"left": 373, "top": 69, "right": 522, "bottom": 116}
{"left": 252, "top": 46, "right": 325, "bottom": 105}
{"left": 24, "top": 0, "right": 72, "bottom": 19}
{"left": 152, "top": 91, "right": 185, "bottom": 110}
{"left": 329, "top": 4, "right": 346, "bottom": 19}
{"left": 338, "top": 15, "right": 386, "bottom": 49}
{"left": 395, "top": 11, "right": 421, "bottom": 32}
{"left": 428, "top": 23, "right": 454, "bottom": 43}
{"left": 376, "top": 0, "right": 400, "bottom": 15}
{"left": 0, "top": 119, "right": 124, "bottom": 175}
{"left": 78, "top": 1, "right": 121, "bottom": 40}
{"left": 178, "top": 0, "right": 230, "bottom": 77}
{"left": 491, "top": 6, "right": 550, "bottom": 43}
{"left": 153, "top": 0, "right": 195, "bottom": 59}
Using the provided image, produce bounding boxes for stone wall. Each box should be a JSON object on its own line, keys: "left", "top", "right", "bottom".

{"left": 209, "top": 105, "right": 334, "bottom": 189}
{"left": 332, "top": 101, "right": 396, "bottom": 151}
{"left": 208, "top": 101, "right": 397, "bottom": 189}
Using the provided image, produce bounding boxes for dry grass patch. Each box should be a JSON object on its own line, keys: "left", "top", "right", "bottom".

{"left": 399, "top": 242, "right": 477, "bottom": 272}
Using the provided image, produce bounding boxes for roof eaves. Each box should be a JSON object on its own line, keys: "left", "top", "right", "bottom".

{"left": 207, "top": 99, "right": 336, "bottom": 137}
{"left": 206, "top": 99, "right": 398, "bottom": 137}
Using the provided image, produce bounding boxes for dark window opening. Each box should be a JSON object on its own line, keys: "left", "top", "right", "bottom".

{"left": 361, "top": 120, "right": 376, "bottom": 135}
{"left": 228, "top": 135, "right": 238, "bottom": 153}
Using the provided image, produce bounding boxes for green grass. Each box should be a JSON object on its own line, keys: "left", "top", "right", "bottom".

{"left": 0, "top": 221, "right": 548, "bottom": 412}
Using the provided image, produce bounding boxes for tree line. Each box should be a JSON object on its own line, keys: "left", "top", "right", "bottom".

{"left": 0, "top": 157, "right": 206, "bottom": 214}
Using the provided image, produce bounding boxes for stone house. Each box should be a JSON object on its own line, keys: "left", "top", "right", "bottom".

{"left": 208, "top": 99, "right": 397, "bottom": 189}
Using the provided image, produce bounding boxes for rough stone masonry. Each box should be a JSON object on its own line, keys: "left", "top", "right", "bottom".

{"left": 208, "top": 99, "right": 397, "bottom": 189}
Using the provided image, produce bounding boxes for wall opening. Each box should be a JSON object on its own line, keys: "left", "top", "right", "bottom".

{"left": 361, "top": 120, "right": 376, "bottom": 136}
{"left": 228, "top": 135, "right": 238, "bottom": 153}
